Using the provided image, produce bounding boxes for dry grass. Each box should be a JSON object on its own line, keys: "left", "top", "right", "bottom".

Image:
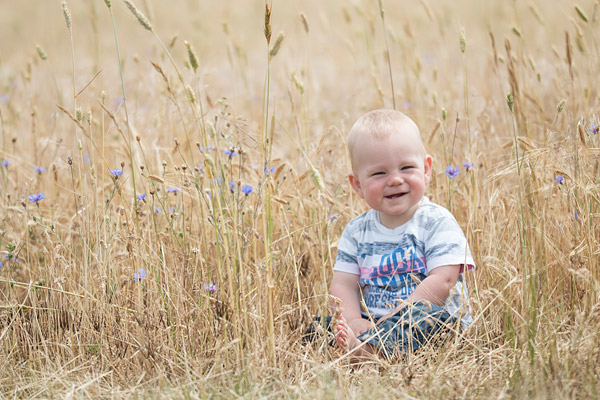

{"left": 0, "top": 0, "right": 599, "bottom": 398}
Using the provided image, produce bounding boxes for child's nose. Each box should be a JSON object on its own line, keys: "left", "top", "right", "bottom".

{"left": 389, "top": 173, "right": 404, "bottom": 185}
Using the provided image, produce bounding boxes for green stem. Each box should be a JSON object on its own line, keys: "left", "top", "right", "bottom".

{"left": 378, "top": 0, "right": 396, "bottom": 109}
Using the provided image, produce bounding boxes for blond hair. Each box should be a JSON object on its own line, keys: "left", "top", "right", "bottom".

{"left": 347, "top": 109, "right": 424, "bottom": 170}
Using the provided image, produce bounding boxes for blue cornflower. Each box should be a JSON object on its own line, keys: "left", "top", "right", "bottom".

{"left": 28, "top": 192, "right": 45, "bottom": 205}
{"left": 109, "top": 168, "right": 123, "bottom": 179}
{"left": 167, "top": 187, "right": 181, "bottom": 194}
{"left": 4, "top": 254, "right": 18, "bottom": 262}
{"left": 229, "top": 180, "right": 235, "bottom": 193}
{"left": 241, "top": 184, "right": 253, "bottom": 195}
{"left": 0, "top": 261, "right": 3, "bottom": 268}
{"left": 34, "top": 167, "right": 47, "bottom": 174}
{"left": 204, "top": 282, "right": 217, "bottom": 292}
{"left": 199, "top": 145, "right": 215, "bottom": 153}
{"left": 224, "top": 149, "right": 237, "bottom": 156}
{"left": 265, "top": 166, "right": 276, "bottom": 174}
{"left": 1, "top": 160, "right": 10, "bottom": 167}
{"left": 154, "top": 206, "right": 162, "bottom": 214}
{"left": 133, "top": 268, "right": 147, "bottom": 282}
{"left": 462, "top": 161, "right": 474, "bottom": 171}
{"left": 137, "top": 193, "right": 147, "bottom": 202}
{"left": 554, "top": 175, "right": 564, "bottom": 184}
{"left": 588, "top": 124, "right": 599, "bottom": 134}
{"left": 445, "top": 165, "right": 459, "bottom": 179}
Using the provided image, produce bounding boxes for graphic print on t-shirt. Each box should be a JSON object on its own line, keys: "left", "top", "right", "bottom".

{"left": 360, "top": 244, "right": 427, "bottom": 313}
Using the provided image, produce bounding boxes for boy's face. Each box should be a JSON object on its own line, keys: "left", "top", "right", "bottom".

{"left": 349, "top": 128, "right": 432, "bottom": 229}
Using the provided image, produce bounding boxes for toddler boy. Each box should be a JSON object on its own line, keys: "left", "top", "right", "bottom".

{"left": 330, "top": 109, "right": 475, "bottom": 360}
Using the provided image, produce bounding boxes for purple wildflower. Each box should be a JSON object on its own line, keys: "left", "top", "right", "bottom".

{"left": 445, "top": 165, "right": 459, "bottom": 179}
{"left": 28, "top": 192, "right": 45, "bottom": 205}
{"left": 34, "top": 167, "right": 47, "bottom": 174}
{"left": 462, "top": 162, "right": 474, "bottom": 171}
{"left": 109, "top": 168, "right": 123, "bottom": 179}
{"left": 241, "top": 184, "right": 253, "bottom": 195}
{"left": 133, "top": 268, "right": 147, "bottom": 282}
{"left": 2, "top": 160, "right": 10, "bottom": 167}
{"left": 588, "top": 124, "right": 599, "bottom": 134}
{"left": 554, "top": 175, "right": 564, "bottom": 184}
{"left": 229, "top": 181, "right": 235, "bottom": 193}
{"left": 4, "top": 254, "right": 18, "bottom": 262}
{"left": 137, "top": 193, "right": 147, "bottom": 202}
{"left": 224, "top": 149, "right": 237, "bottom": 156}
{"left": 199, "top": 145, "right": 214, "bottom": 154}
{"left": 204, "top": 282, "right": 217, "bottom": 292}
{"left": 167, "top": 187, "right": 181, "bottom": 194}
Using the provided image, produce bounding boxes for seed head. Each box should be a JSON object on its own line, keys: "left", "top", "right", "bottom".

{"left": 575, "top": 5, "right": 589, "bottom": 23}
{"left": 123, "top": 0, "right": 153, "bottom": 31}
{"left": 269, "top": 32, "right": 286, "bottom": 58}
{"left": 104, "top": 0, "right": 111, "bottom": 7}
{"left": 506, "top": 93, "right": 514, "bottom": 112}
{"left": 61, "top": 0, "right": 72, "bottom": 31}
{"left": 264, "top": 3, "right": 272, "bottom": 44}
{"left": 291, "top": 71, "right": 304, "bottom": 94}
{"left": 185, "top": 85, "right": 196, "bottom": 104}
{"left": 300, "top": 12, "right": 309, "bottom": 34}
{"left": 459, "top": 29, "right": 466, "bottom": 53}
{"left": 36, "top": 45, "right": 48, "bottom": 61}
{"left": 310, "top": 165, "right": 324, "bottom": 190}
{"left": 184, "top": 40, "right": 199, "bottom": 73}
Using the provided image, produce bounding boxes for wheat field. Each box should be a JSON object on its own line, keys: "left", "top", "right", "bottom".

{"left": 0, "top": 0, "right": 599, "bottom": 398}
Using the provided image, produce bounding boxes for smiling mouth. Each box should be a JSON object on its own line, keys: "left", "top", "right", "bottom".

{"left": 386, "top": 192, "right": 407, "bottom": 199}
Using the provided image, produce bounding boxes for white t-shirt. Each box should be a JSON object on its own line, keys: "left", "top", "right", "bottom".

{"left": 334, "top": 197, "right": 476, "bottom": 326}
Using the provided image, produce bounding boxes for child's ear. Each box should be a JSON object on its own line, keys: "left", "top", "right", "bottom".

{"left": 348, "top": 173, "right": 365, "bottom": 198}
{"left": 423, "top": 154, "right": 433, "bottom": 184}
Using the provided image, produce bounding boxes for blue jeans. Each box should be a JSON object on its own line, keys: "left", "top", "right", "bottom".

{"left": 357, "top": 301, "right": 452, "bottom": 358}
{"left": 303, "top": 301, "right": 453, "bottom": 358}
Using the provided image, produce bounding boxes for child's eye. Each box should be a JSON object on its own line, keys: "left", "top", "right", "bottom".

{"left": 371, "top": 171, "right": 385, "bottom": 176}
{"left": 401, "top": 166, "right": 414, "bottom": 171}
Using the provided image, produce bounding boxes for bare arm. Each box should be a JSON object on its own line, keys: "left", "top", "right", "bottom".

{"left": 329, "top": 271, "right": 375, "bottom": 335}
{"left": 380, "top": 264, "right": 461, "bottom": 320}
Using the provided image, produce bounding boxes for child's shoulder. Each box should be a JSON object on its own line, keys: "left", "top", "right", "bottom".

{"left": 346, "top": 209, "right": 376, "bottom": 226}
{"left": 414, "top": 198, "right": 458, "bottom": 225}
